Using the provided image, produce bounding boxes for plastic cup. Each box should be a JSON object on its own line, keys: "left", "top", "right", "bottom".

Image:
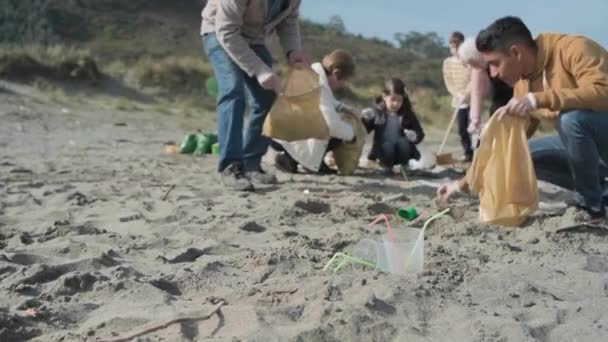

{"left": 352, "top": 229, "right": 424, "bottom": 275}
{"left": 377, "top": 228, "right": 424, "bottom": 274}
{"left": 352, "top": 239, "right": 380, "bottom": 264}
{"left": 397, "top": 207, "right": 418, "bottom": 221}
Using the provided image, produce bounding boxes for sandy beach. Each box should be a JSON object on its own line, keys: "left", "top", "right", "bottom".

{"left": 1, "top": 81, "right": 608, "bottom": 342}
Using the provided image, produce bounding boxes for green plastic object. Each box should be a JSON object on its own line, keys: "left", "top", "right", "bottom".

{"left": 179, "top": 134, "right": 197, "bottom": 154}
{"left": 211, "top": 142, "right": 219, "bottom": 155}
{"left": 397, "top": 207, "right": 418, "bottom": 221}
{"left": 194, "top": 133, "right": 218, "bottom": 155}
{"left": 205, "top": 77, "right": 218, "bottom": 99}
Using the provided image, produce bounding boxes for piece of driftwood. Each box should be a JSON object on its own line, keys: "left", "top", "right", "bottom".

{"left": 556, "top": 222, "right": 608, "bottom": 234}
{"left": 99, "top": 302, "right": 225, "bottom": 342}
{"left": 161, "top": 184, "right": 175, "bottom": 201}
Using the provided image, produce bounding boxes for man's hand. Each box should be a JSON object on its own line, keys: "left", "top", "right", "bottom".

{"left": 287, "top": 50, "right": 309, "bottom": 67}
{"left": 436, "top": 181, "right": 461, "bottom": 203}
{"left": 403, "top": 129, "right": 418, "bottom": 143}
{"left": 495, "top": 96, "right": 534, "bottom": 120}
{"left": 257, "top": 71, "right": 281, "bottom": 94}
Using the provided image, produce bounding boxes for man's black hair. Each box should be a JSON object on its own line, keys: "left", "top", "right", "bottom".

{"left": 476, "top": 16, "right": 536, "bottom": 53}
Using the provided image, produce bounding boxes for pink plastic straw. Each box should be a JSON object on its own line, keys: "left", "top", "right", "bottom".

{"left": 368, "top": 214, "right": 396, "bottom": 242}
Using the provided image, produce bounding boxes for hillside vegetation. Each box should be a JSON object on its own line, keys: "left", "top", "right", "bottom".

{"left": 0, "top": 0, "right": 453, "bottom": 125}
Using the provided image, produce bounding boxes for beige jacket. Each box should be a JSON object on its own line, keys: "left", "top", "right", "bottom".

{"left": 201, "top": 0, "right": 302, "bottom": 78}
{"left": 514, "top": 33, "right": 608, "bottom": 123}
{"left": 442, "top": 56, "right": 472, "bottom": 108}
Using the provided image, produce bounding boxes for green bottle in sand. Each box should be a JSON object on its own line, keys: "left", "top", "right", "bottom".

{"left": 179, "top": 134, "right": 197, "bottom": 154}
{"left": 211, "top": 143, "right": 219, "bottom": 155}
{"left": 194, "top": 133, "right": 218, "bottom": 155}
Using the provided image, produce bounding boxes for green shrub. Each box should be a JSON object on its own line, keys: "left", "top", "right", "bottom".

{"left": 131, "top": 56, "right": 212, "bottom": 94}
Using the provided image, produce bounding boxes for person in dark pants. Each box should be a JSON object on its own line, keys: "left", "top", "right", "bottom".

{"left": 455, "top": 107, "right": 472, "bottom": 160}
{"left": 362, "top": 79, "right": 425, "bottom": 175}
{"left": 443, "top": 31, "right": 474, "bottom": 161}
{"left": 457, "top": 36, "right": 514, "bottom": 149}
{"left": 457, "top": 37, "right": 513, "bottom": 136}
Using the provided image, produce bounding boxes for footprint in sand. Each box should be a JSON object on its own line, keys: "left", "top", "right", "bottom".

{"left": 294, "top": 199, "right": 331, "bottom": 214}
{"left": 584, "top": 255, "right": 608, "bottom": 273}
{"left": 239, "top": 221, "right": 267, "bottom": 233}
{"left": 149, "top": 277, "right": 182, "bottom": 296}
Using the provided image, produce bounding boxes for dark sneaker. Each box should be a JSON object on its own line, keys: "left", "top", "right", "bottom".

{"left": 274, "top": 152, "right": 298, "bottom": 173}
{"left": 246, "top": 168, "right": 278, "bottom": 185}
{"left": 382, "top": 166, "right": 394, "bottom": 176}
{"left": 221, "top": 163, "right": 254, "bottom": 191}
{"left": 318, "top": 161, "right": 338, "bottom": 175}
{"left": 565, "top": 199, "right": 606, "bottom": 220}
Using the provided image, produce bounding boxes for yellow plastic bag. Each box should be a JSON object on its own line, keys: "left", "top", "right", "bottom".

{"left": 466, "top": 114, "right": 538, "bottom": 226}
{"left": 262, "top": 67, "right": 330, "bottom": 142}
{"left": 333, "top": 113, "right": 367, "bottom": 175}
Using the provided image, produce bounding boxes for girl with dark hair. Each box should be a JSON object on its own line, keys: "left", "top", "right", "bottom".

{"left": 362, "top": 78, "right": 425, "bottom": 175}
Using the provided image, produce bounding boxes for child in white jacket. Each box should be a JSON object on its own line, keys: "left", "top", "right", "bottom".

{"left": 273, "top": 50, "right": 357, "bottom": 174}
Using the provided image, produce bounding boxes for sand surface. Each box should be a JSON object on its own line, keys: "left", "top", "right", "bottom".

{"left": 1, "top": 82, "right": 608, "bottom": 341}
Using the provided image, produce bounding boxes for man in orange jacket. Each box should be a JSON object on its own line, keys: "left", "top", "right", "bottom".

{"left": 438, "top": 16, "right": 608, "bottom": 219}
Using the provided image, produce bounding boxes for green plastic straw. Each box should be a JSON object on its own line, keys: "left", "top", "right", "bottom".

{"left": 422, "top": 208, "right": 451, "bottom": 233}
{"left": 323, "top": 252, "right": 376, "bottom": 273}
{"left": 399, "top": 165, "right": 409, "bottom": 182}
{"left": 324, "top": 209, "right": 452, "bottom": 274}
{"left": 401, "top": 208, "right": 451, "bottom": 271}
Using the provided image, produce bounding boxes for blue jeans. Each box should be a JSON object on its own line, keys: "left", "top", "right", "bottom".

{"left": 201, "top": 33, "right": 276, "bottom": 172}
{"left": 529, "top": 109, "right": 608, "bottom": 208}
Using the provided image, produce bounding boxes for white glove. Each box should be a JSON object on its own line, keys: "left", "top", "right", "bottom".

{"left": 471, "top": 128, "right": 481, "bottom": 149}
{"left": 256, "top": 71, "right": 280, "bottom": 93}
{"left": 467, "top": 119, "right": 480, "bottom": 134}
{"left": 403, "top": 129, "right": 417, "bottom": 143}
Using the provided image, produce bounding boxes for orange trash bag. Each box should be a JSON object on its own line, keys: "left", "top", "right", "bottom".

{"left": 466, "top": 114, "right": 538, "bottom": 226}
{"left": 262, "top": 67, "right": 330, "bottom": 142}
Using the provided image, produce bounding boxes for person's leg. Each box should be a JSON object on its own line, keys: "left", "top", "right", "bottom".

{"left": 394, "top": 137, "right": 413, "bottom": 165}
{"left": 326, "top": 138, "right": 342, "bottom": 151}
{"left": 270, "top": 139, "right": 298, "bottom": 173}
{"left": 601, "top": 164, "right": 608, "bottom": 205}
{"left": 557, "top": 109, "right": 608, "bottom": 214}
{"left": 242, "top": 44, "right": 277, "bottom": 174}
{"left": 274, "top": 151, "right": 298, "bottom": 173}
{"left": 317, "top": 138, "right": 340, "bottom": 175}
{"left": 201, "top": 34, "right": 247, "bottom": 172}
{"left": 269, "top": 140, "right": 285, "bottom": 152}
{"left": 379, "top": 141, "right": 396, "bottom": 170}
{"left": 529, "top": 135, "right": 574, "bottom": 190}
{"left": 457, "top": 107, "right": 473, "bottom": 161}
